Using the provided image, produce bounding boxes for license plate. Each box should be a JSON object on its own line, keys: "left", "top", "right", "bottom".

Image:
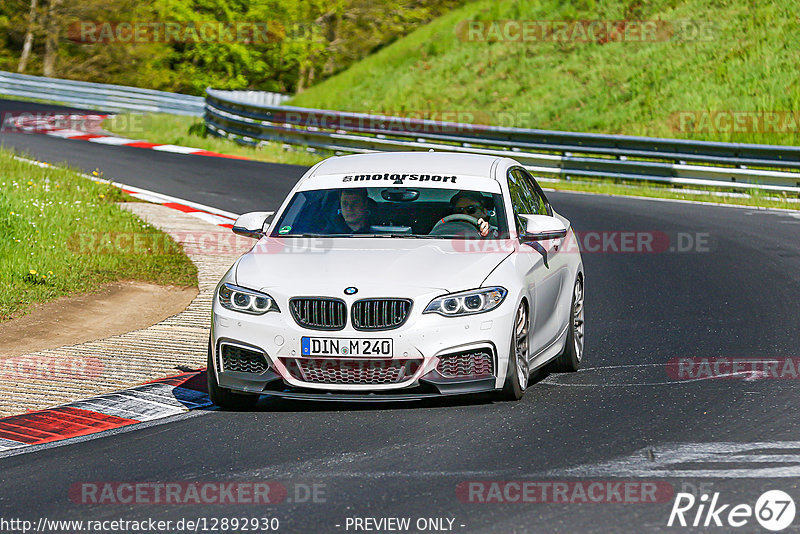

{"left": 301, "top": 337, "right": 393, "bottom": 357}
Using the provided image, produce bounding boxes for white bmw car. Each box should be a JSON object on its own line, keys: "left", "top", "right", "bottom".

{"left": 208, "top": 152, "right": 584, "bottom": 408}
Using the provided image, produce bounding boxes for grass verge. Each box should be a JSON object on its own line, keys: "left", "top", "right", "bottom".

{"left": 288, "top": 0, "right": 800, "bottom": 147}
{"left": 541, "top": 177, "right": 799, "bottom": 211}
{"left": 0, "top": 147, "right": 197, "bottom": 321}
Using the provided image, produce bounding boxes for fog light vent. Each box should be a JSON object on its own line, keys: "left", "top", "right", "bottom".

{"left": 220, "top": 343, "right": 269, "bottom": 374}
{"left": 436, "top": 350, "right": 494, "bottom": 379}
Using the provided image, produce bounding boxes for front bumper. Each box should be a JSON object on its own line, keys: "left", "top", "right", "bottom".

{"left": 217, "top": 369, "right": 497, "bottom": 402}
{"left": 210, "top": 296, "right": 515, "bottom": 398}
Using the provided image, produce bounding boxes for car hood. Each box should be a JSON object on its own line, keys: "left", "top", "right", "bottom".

{"left": 235, "top": 237, "right": 513, "bottom": 296}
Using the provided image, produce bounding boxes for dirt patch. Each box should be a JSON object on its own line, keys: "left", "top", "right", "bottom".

{"left": 0, "top": 281, "right": 198, "bottom": 358}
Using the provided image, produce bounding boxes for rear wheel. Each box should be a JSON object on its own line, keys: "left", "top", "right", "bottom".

{"left": 207, "top": 338, "right": 259, "bottom": 410}
{"left": 548, "top": 276, "right": 584, "bottom": 372}
{"left": 498, "top": 301, "right": 530, "bottom": 401}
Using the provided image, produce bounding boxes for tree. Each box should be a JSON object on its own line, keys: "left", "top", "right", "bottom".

{"left": 17, "top": 0, "right": 37, "bottom": 73}
{"left": 42, "top": 0, "right": 62, "bottom": 76}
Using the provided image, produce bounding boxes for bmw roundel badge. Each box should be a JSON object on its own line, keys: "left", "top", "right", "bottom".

{"left": 344, "top": 287, "right": 358, "bottom": 295}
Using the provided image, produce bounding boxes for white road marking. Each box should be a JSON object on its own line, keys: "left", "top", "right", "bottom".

{"left": 45, "top": 129, "right": 94, "bottom": 138}
{"left": 150, "top": 144, "right": 202, "bottom": 154}
{"left": 0, "top": 438, "right": 26, "bottom": 451}
{"left": 541, "top": 363, "right": 741, "bottom": 387}
{"left": 549, "top": 442, "right": 800, "bottom": 478}
{"left": 87, "top": 136, "right": 141, "bottom": 145}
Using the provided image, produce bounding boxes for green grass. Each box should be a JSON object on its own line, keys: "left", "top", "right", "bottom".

{"left": 541, "top": 177, "right": 799, "bottom": 210}
{"left": 103, "top": 113, "right": 325, "bottom": 167}
{"left": 0, "top": 148, "right": 197, "bottom": 321}
{"left": 288, "top": 0, "right": 800, "bottom": 146}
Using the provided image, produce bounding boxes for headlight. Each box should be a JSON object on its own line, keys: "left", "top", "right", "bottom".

{"left": 218, "top": 283, "right": 279, "bottom": 315}
{"left": 424, "top": 287, "right": 507, "bottom": 317}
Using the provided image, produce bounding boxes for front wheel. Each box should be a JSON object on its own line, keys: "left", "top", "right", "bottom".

{"left": 548, "top": 276, "right": 584, "bottom": 372}
{"left": 497, "top": 301, "right": 530, "bottom": 401}
{"left": 207, "top": 339, "right": 260, "bottom": 410}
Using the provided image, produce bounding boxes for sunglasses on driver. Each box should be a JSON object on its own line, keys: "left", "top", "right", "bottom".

{"left": 455, "top": 204, "right": 485, "bottom": 215}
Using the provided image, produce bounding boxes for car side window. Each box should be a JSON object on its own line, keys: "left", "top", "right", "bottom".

{"left": 517, "top": 168, "right": 552, "bottom": 216}
{"left": 507, "top": 169, "right": 532, "bottom": 233}
{"left": 509, "top": 169, "right": 539, "bottom": 213}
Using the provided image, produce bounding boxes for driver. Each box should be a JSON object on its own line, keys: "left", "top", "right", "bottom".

{"left": 325, "top": 188, "right": 373, "bottom": 234}
{"left": 449, "top": 190, "right": 498, "bottom": 238}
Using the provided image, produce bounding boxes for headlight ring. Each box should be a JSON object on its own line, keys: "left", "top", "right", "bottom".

{"left": 218, "top": 283, "right": 279, "bottom": 315}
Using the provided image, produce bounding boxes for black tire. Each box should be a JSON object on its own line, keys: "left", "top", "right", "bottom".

{"left": 497, "top": 301, "right": 529, "bottom": 401}
{"left": 207, "top": 339, "right": 259, "bottom": 410}
{"left": 548, "top": 276, "right": 584, "bottom": 373}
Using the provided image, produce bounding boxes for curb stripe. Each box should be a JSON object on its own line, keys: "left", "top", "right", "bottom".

{"left": 0, "top": 437, "right": 24, "bottom": 450}
{"left": 192, "top": 150, "right": 251, "bottom": 160}
{"left": 68, "top": 134, "right": 106, "bottom": 141}
{"left": 0, "top": 371, "right": 211, "bottom": 454}
{"left": 162, "top": 202, "right": 201, "bottom": 213}
{"left": 12, "top": 113, "right": 257, "bottom": 161}
{"left": 0, "top": 407, "right": 139, "bottom": 444}
{"left": 88, "top": 136, "right": 146, "bottom": 146}
{"left": 151, "top": 144, "right": 204, "bottom": 154}
{"left": 123, "top": 141, "right": 160, "bottom": 149}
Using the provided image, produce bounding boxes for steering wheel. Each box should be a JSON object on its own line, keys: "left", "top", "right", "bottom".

{"left": 439, "top": 214, "right": 481, "bottom": 227}
{"left": 429, "top": 214, "right": 482, "bottom": 236}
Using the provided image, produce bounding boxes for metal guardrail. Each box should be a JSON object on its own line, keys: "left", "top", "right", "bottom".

{"left": 0, "top": 72, "right": 259, "bottom": 117}
{"left": 205, "top": 88, "right": 800, "bottom": 193}
{"left": 210, "top": 90, "right": 290, "bottom": 108}
{"left": 0, "top": 70, "right": 204, "bottom": 115}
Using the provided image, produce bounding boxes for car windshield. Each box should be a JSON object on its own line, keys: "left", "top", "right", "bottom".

{"left": 270, "top": 187, "right": 509, "bottom": 239}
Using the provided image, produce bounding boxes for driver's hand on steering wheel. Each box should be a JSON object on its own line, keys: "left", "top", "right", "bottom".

{"left": 477, "top": 218, "right": 490, "bottom": 237}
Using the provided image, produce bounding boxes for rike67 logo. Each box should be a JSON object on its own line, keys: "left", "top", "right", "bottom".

{"left": 668, "top": 490, "right": 796, "bottom": 531}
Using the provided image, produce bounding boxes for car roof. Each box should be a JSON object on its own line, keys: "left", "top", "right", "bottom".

{"left": 307, "top": 151, "right": 504, "bottom": 181}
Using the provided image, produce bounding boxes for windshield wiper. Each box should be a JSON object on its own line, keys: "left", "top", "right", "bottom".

{"left": 350, "top": 233, "right": 428, "bottom": 238}
{"left": 276, "top": 233, "right": 353, "bottom": 238}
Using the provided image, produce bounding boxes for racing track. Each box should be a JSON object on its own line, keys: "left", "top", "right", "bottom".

{"left": 1, "top": 99, "right": 800, "bottom": 532}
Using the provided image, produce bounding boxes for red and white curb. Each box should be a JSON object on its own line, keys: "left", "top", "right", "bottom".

{"left": 13, "top": 155, "right": 247, "bottom": 228}
{"left": 0, "top": 371, "right": 210, "bottom": 453}
{"left": 4, "top": 112, "right": 251, "bottom": 160}
{"left": 118, "top": 183, "right": 241, "bottom": 228}
{"left": 0, "top": 157, "right": 244, "bottom": 453}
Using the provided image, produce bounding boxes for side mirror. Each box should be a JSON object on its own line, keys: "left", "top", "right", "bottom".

{"left": 232, "top": 211, "right": 273, "bottom": 239}
{"left": 518, "top": 214, "right": 567, "bottom": 241}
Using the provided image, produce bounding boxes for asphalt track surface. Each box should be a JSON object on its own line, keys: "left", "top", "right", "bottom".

{"left": 2, "top": 99, "right": 800, "bottom": 532}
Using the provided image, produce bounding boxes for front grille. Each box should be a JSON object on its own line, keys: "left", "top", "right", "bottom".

{"left": 283, "top": 358, "right": 421, "bottom": 384}
{"left": 437, "top": 350, "right": 494, "bottom": 379}
{"left": 220, "top": 344, "right": 269, "bottom": 374}
{"left": 290, "top": 298, "right": 346, "bottom": 330}
{"left": 352, "top": 299, "right": 412, "bottom": 331}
